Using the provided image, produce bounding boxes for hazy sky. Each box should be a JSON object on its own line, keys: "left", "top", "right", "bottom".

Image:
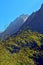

{"left": 0, "top": 0, "right": 43, "bottom": 32}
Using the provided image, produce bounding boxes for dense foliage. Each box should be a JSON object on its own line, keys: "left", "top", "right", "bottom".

{"left": 0, "top": 30, "right": 43, "bottom": 65}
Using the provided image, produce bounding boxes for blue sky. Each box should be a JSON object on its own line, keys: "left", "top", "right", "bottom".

{"left": 0, "top": 0, "right": 43, "bottom": 32}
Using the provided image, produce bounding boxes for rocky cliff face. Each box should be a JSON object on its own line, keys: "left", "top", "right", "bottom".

{"left": 0, "top": 14, "right": 28, "bottom": 39}
{"left": 21, "top": 4, "right": 43, "bottom": 33}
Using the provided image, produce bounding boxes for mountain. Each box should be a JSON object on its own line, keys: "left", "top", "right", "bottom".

{"left": 0, "top": 14, "right": 28, "bottom": 39}
{"left": 21, "top": 4, "right": 43, "bottom": 33}
{"left": 0, "top": 4, "right": 43, "bottom": 65}
{"left": 0, "top": 4, "right": 43, "bottom": 39}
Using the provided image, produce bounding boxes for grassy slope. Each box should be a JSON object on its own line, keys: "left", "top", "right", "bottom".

{"left": 0, "top": 30, "right": 43, "bottom": 65}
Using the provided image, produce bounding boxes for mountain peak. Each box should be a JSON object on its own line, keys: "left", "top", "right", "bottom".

{"left": 40, "top": 4, "right": 43, "bottom": 11}
{"left": 41, "top": 4, "right": 43, "bottom": 8}
{"left": 20, "top": 14, "right": 28, "bottom": 18}
{"left": 20, "top": 14, "right": 29, "bottom": 22}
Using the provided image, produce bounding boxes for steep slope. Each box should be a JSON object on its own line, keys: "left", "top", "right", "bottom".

{"left": 21, "top": 4, "right": 43, "bottom": 33}
{"left": 0, "top": 29, "right": 43, "bottom": 65}
{"left": 0, "top": 4, "right": 43, "bottom": 39}
{"left": 0, "top": 3, "right": 43, "bottom": 65}
{"left": 0, "top": 14, "right": 28, "bottom": 39}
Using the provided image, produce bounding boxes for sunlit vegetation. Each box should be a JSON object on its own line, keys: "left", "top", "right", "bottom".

{"left": 0, "top": 30, "right": 43, "bottom": 65}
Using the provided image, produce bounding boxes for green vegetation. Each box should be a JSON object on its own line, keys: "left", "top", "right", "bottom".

{"left": 0, "top": 30, "right": 43, "bottom": 65}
